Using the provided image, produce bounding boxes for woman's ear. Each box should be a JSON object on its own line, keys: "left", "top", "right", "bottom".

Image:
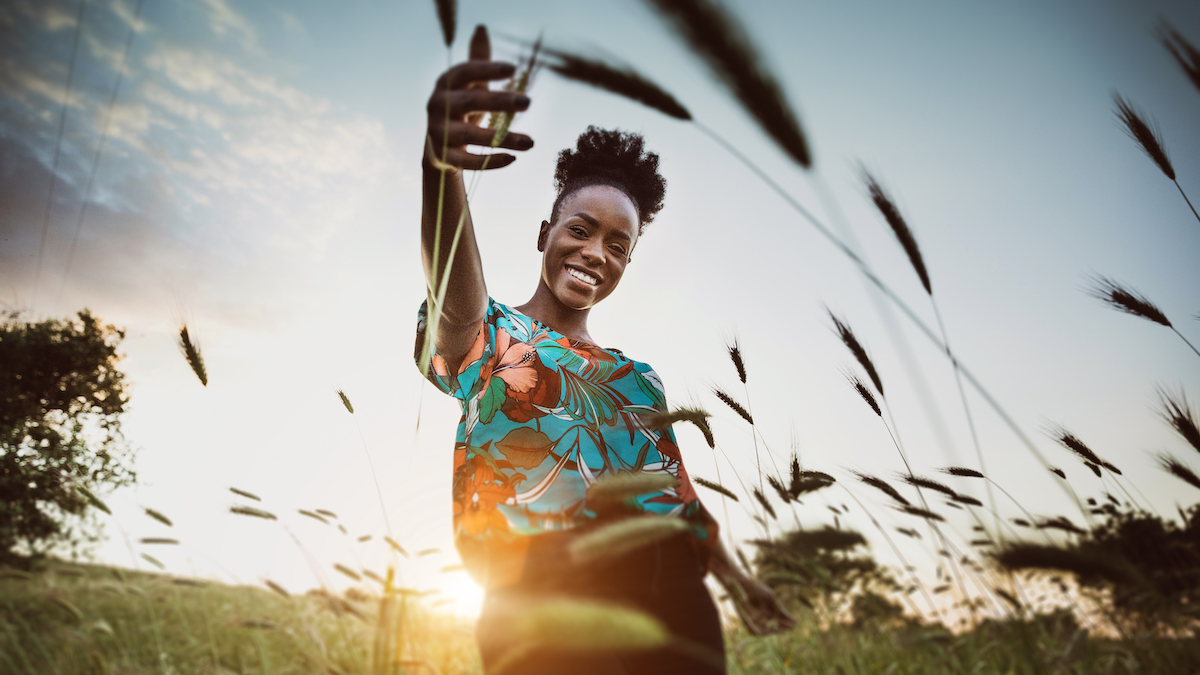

{"left": 537, "top": 220, "right": 550, "bottom": 252}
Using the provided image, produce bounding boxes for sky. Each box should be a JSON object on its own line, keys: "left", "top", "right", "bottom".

{"left": 2, "top": 0, "right": 1199, "bottom": 621}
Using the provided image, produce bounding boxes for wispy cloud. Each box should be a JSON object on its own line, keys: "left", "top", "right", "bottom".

{"left": 197, "top": 0, "right": 258, "bottom": 51}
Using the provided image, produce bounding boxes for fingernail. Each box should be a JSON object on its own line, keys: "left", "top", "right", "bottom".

{"left": 515, "top": 95, "right": 530, "bottom": 109}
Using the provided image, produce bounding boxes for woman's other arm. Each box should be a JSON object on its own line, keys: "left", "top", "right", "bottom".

{"left": 422, "top": 30, "right": 532, "bottom": 366}
{"left": 709, "top": 538, "right": 795, "bottom": 635}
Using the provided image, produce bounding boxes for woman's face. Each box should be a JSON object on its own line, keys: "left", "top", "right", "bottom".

{"left": 538, "top": 185, "right": 640, "bottom": 310}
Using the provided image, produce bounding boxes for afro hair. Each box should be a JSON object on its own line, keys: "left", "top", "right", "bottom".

{"left": 550, "top": 126, "right": 666, "bottom": 235}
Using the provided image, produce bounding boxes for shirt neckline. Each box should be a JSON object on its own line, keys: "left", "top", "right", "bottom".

{"left": 498, "top": 300, "right": 619, "bottom": 354}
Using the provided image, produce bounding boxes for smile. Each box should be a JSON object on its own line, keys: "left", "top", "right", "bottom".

{"left": 566, "top": 266, "right": 599, "bottom": 286}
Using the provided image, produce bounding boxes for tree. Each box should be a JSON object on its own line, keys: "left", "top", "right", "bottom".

{"left": 0, "top": 308, "right": 136, "bottom": 563}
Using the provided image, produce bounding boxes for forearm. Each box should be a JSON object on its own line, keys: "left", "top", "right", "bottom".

{"left": 421, "top": 135, "right": 488, "bottom": 354}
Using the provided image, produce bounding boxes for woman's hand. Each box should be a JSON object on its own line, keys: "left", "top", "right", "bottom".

{"left": 708, "top": 538, "right": 794, "bottom": 636}
{"left": 721, "top": 572, "right": 795, "bottom": 636}
{"left": 425, "top": 28, "right": 534, "bottom": 172}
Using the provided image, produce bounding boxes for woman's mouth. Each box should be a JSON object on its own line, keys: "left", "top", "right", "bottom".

{"left": 566, "top": 266, "right": 599, "bottom": 286}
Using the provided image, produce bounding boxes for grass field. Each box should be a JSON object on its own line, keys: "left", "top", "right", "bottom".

{"left": 3, "top": 558, "right": 1198, "bottom": 674}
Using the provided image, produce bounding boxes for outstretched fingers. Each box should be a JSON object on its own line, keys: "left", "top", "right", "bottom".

{"left": 435, "top": 60, "right": 516, "bottom": 90}
{"left": 439, "top": 148, "right": 516, "bottom": 171}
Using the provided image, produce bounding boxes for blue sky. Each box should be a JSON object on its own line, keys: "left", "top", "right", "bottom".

{"left": 2, "top": 0, "right": 1199, "bottom": 619}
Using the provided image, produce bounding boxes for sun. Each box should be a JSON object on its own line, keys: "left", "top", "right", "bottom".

{"left": 440, "top": 573, "right": 485, "bottom": 618}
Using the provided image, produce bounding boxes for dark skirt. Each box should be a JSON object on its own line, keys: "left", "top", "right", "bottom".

{"left": 475, "top": 532, "right": 727, "bottom": 675}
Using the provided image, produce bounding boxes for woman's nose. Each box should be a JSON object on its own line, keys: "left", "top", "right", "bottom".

{"left": 580, "top": 238, "right": 605, "bottom": 264}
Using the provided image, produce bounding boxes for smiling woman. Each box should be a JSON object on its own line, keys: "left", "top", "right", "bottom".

{"left": 414, "top": 28, "right": 789, "bottom": 675}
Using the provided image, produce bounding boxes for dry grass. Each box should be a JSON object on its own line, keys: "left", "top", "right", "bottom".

{"left": 1085, "top": 275, "right": 1172, "bottom": 327}
{"left": 901, "top": 475, "right": 957, "bottom": 498}
{"left": 568, "top": 516, "right": 690, "bottom": 563}
{"left": 1157, "top": 386, "right": 1200, "bottom": 454}
{"left": 338, "top": 389, "right": 354, "bottom": 414}
{"left": 940, "top": 466, "right": 985, "bottom": 479}
{"left": 861, "top": 168, "right": 931, "bottom": 295}
{"left": 434, "top": 0, "right": 455, "bottom": 47}
{"left": 645, "top": 0, "right": 811, "bottom": 167}
{"left": 711, "top": 386, "right": 754, "bottom": 425}
{"left": 693, "top": 476, "right": 739, "bottom": 501}
{"left": 177, "top": 325, "right": 207, "bottom": 386}
{"left": 846, "top": 373, "right": 881, "bottom": 417}
{"left": 828, "top": 311, "right": 884, "bottom": 397}
{"left": 1156, "top": 452, "right": 1200, "bottom": 490}
{"left": 1160, "top": 21, "right": 1200, "bottom": 95}
{"left": 543, "top": 48, "right": 692, "bottom": 121}
{"left": 1112, "top": 92, "right": 1175, "bottom": 180}
{"left": 853, "top": 472, "right": 910, "bottom": 507}
{"left": 640, "top": 407, "right": 714, "bottom": 448}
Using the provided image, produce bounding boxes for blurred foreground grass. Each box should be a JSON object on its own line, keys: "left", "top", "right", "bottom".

{"left": 4, "top": 560, "right": 1198, "bottom": 674}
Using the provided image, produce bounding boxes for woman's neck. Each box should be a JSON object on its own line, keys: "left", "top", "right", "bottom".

{"left": 515, "top": 281, "right": 595, "bottom": 345}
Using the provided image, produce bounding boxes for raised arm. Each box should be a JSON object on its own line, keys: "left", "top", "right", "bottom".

{"left": 421, "top": 33, "right": 533, "bottom": 366}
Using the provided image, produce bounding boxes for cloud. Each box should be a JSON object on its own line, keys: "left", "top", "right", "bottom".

{"left": 279, "top": 11, "right": 306, "bottom": 39}
{"left": 197, "top": 0, "right": 258, "bottom": 51}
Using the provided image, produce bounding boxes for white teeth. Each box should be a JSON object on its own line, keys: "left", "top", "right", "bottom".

{"left": 567, "top": 267, "right": 598, "bottom": 286}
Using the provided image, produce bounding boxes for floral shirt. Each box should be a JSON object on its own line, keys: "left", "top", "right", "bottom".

{"left": 416, "top": 298, "right": 716, "bottom": 587}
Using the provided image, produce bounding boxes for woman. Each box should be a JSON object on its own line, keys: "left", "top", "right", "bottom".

{"left": 416, "top": 41, "right": 792, "bottom": 675}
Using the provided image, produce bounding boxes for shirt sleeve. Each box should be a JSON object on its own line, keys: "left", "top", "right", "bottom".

{"left": 414, "top": 298, "right": 498, "bottom": 402}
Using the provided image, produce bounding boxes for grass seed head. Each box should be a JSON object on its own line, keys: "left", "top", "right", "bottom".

{"left": 846, "top": 373, "right": 882, "bottom": 417}
{"left": 1160, "top": 21, "right": 1200, "bottom": 95}
{"left": 384, "top": 536, "right": 410, "bottom": 557}
{"left": 230, "top": 505, "right": 277, "bottom": 521}
{"left": 264, "top": 579, "right": 289, "bottom": 597}
{"left": 569, "top": 516, "right": 690, "bottom": 564}
{"left": 587, "top": 471, "right": 677, "bottom": 505}
{"left": 298, "top": 510, "right": 328, "bottom": 524}
{"left": 1156, "top": 452, "right": 1200, "bottom": 491}
{"left": 144, "top": 508, "right": 172, "bottom": 527}
{"left": 861, "top": 168, "right": 931, "bottom": 295}
{"left": 766, "top": 475, "right": 791, "bottom": 503}
{"left": 646, "top": 0, "right": 811, "bottom": 167}
{"left": 1112, "top": 92, "right": 1175, "bottom": 180}
{"left": 829, "top": 312, "right": 884, "bottom": 397}
{"left": 854, "top": 472, "right": 910, "bottom": 507}
{"left": 1085, "top": 275, "right": 1172, "bottom": 328}
{"left": 178, "top": 325, "right": 207, "bottom": 386}
{"left": 951, "top": 494, "right": 983, "bottom": 507}
{"left": 896, "top": 505, "right": 945, "bottom": 522}
{"left": 693, "top": 476, "right": 739, "bottom": 501}
{"left": 1049, "top": 467, "right": 1066, "bottom": 479}
{"left": 641, "top": 407, "right": 714, "bottom": 448}
{"left": 433, "top": 0, "right": 455, "bottom": 47}
{"left": 337, "top": 389, "right": 353, "bottom": 414}
{"left": 229, "top": 487, "right": 261, "bottom": 502}
{"left": 544, "top": 48, "right": 692, "bottom": 121}
{"left": 752, "top": 487, "right": 777, "bottom": 519}
{"left": 506, "top": 598, "right": 670, "bottom": 654}
{"left": 711, "top": 387, "right": 754, "bottom": 425}
{"left": 141, "top": 553, "right": 164, "bottom": 570}
{"left": 77, "top": 486, "right": 111, "bottom": 515}
{"left": 1156, "top": 386, "right": 1200, "bottom": 455}
{"left": 139, "top": 537, "right": 178, "bottom": 545}
{"left": 727, "top": 337, "right": 746, "bottom": 384}
{"left": 940, "top": 466, "right": 985, "bottom": 479}
{"left": 333, "top": 564, "right": 361, "bottom": 581}
{"left": 901, "top": 474, "right": 958, "bottom": 498}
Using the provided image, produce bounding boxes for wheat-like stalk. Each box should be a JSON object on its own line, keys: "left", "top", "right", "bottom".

{"left": 143, "top": 508, "right": 172, "bottom": 527}
{"left": 727, "top": 337, "right": 747, "bottom": 384}
{"left": 1049, "top": 425, "right": 1103, "bottom": 466}
{"left": 940, "top": 467, "right": 985, "bottom": 479}
{"left": 645, "top": 0, "right": 811, "bottom": 167}
{"left": 230, "top": 505, "right": 276, "bottom": 520}
{"left": 1156, "top": 452, "right": 1200, "bottom": 490}
{"left": 178, "top": 325, "right": 207, "bottom": 386}
{"left": 1157, "top": 387, "right": 1200, "bottom": 454}
{"left": 951, "top": 494, "right": 983, "bottom": 507}
{"left": 896, "top": 505, "right": 945, "bottom": 523}
{"left": 333, "top": 564, "right": 361, "bottom": 581}
{"left": 853, "top": 472, "right": 910, "bottom": 507}
{"left": 543, "top": 47, "right": 691, "bottom": 120}
{"left": 569, "top": 516, "right": 690, "bottom": 563}
{"left": 828, "top": 311, "right": 883, "bottom": 397}
{"left": 76, "top": 486, "right": 110, "bottom": 514}
{"left": 1161, "top": 21, "right": 1200, "bottom": 95}
{"left": 901, "top": 475, "right": 958, "bottom": 498}
{"left": 337, "top": 389, "right": 353, "bottom": 414}
{"left": 141, "top": 553, "right": 164, "bottom": 570}
{"left": 139, "top": 537, "right": 178, "bottom": 545}
{"left": 846, "top": 373, "right": 881, "bottom": 417}
{"left": 711, "top": 386, "right": 754, "bottom": 425}
{"left": 1112, "top": 92, "right": 1174, "bottom": 180}
{"left": 1049, "top": 467, "right": 1065, "bottom": 479}
{"left": 1112, "top": 92, "right": 1200, "bottom": 224}
{"left": 693, "top": 476, "right": 739, "bottom": 501}
{"left": 766, "top": 474, "right": 790, "bottom": 504}
{"left": 587, "top": 471, "right": 677, "bottom": 504}
{"left": 298, "top": 510, "right": 328, "bottom": 525}
{"left": 433, "top": 0, "right": 455, "bottom": 47}
{"left": 384, "top": 536, "right": 410, "bottom": 558}
{"left": 1034, "top": 517, "right": 1085, "bottom": 536}
{"left": 641, "top": 407, "right": 715, "bottom": 448}
{"left": 1085, "top": 275, "right": 1172, "bottom": 327}
{"left": 861, "top": 168, "right": 931, "bottom": 295}
{"left": 229, "top": 487, "right": 260, "bottom": 501}
{"left": 751, "top": 487, "right": 776, "bottom": 519}
{"left": 264, "top": 579, "right": 289, "bottom": 597}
